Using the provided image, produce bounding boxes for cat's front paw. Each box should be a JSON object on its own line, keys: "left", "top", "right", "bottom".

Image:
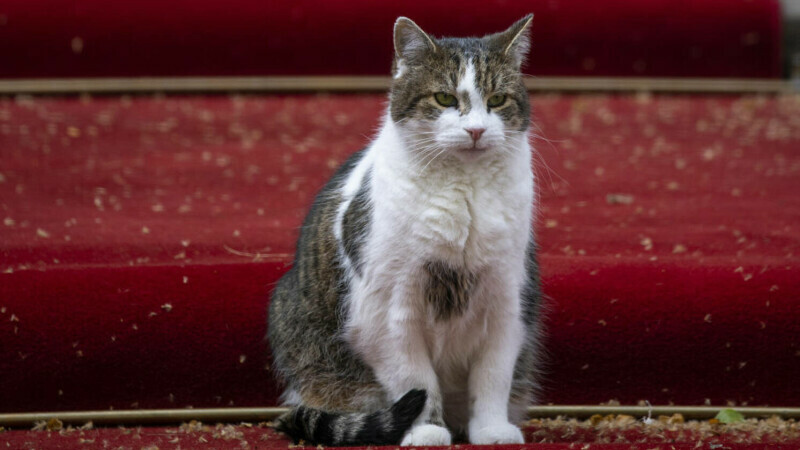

{"left": 400, "top": 424, "right": 452, "bottom": 446}
{"left": 469, "top": 421, "right": 524, "bottom": 445}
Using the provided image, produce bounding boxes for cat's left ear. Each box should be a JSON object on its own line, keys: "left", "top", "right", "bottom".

{"left": 394, "top": 17, "right": 437, "bottom": 61}
{"left": 492, "top": 14, "right": 534, "bottom": 68}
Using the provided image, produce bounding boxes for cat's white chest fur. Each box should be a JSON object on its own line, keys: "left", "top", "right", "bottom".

{"left": 338, "top": 117, "right": 534, "bottom": 430}
{"left": 365, "top": 119, "right": 534, "bottom": 271}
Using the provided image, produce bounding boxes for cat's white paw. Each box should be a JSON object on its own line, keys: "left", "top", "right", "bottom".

{"left": 469, "top": 421, "right": 524, "bottom": 445}
{"left": 400, "top": 424, "right": 452, "bottom": 446}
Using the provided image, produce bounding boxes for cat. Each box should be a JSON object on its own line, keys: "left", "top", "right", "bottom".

{"left": 268, "top": 14, "right": 543, "bottom": 446}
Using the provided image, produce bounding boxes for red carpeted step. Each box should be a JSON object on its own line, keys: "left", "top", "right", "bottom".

{"left": 0, "top": 0, "right": 782, "bottom": 79}
{"left": 1, "top": 93, "right": 799, "bottom": 413}
{"left": 2, "top": 417, "right": 800, "bottom": 449}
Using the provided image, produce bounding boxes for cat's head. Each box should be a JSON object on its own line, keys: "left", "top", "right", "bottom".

{"left": 389, "top": 15, "right": 533, "bottom": 161}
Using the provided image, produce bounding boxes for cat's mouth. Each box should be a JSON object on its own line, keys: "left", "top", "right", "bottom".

{"left": 460, "top": 142, "right": 489, "bottom": 152}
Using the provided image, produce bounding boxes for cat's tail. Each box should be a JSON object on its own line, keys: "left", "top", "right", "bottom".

{"left": 274, "top": 389, "right": 426, "bottom": 446}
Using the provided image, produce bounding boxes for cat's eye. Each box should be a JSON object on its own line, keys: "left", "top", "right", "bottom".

{"left": 434, "top": 92, "right": 458, "bottom": 107}
{"left": 487, "top": 94, "right": 507, "bottom": 108}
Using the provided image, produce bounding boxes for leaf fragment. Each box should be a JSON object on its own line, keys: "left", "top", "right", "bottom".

{"left": 715, "top": 408, "right": 745, "bottom": 424}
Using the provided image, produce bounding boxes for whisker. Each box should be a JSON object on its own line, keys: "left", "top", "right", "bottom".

{"left": 418, "top": 147, "right": 450, "bottom": 174}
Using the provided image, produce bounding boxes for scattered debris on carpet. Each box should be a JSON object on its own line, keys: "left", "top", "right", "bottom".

{"left": 524, "top": 413, "right": 800, "bottom": 445}
{"left": 31, "top": 418, "right": 63, "bottom": 431}
{"left": 6, "top": 415, "right": 799, "bottom": 447}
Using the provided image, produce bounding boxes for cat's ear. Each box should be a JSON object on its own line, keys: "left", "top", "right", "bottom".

{"left": 492, "top": 14, "right": 534, "bottom": 68}
{"left": 394, "top": 17, "right": 437, "bottom": 61}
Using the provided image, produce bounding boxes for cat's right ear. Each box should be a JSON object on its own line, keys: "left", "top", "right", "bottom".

{"left": 393, "top": 17, "right": 436, "bottom": 61}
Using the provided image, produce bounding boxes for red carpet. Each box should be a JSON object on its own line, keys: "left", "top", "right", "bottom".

{"left": 1, "top": 93, "right": 799, "bottom": 413}
{"left": 3, "top": 416, "right": 800, "bottom": 449}
{"left": 0, "top": 0, "right": 781, "bottom": 79}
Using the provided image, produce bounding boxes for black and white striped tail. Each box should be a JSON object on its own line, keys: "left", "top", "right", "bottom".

{"left": 274, "top": 389, "right": 426, "bottom": 446}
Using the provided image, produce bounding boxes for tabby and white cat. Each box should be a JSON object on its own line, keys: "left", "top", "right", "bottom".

{"left": 268, "top": 15, "right": 543, "bottom": 446}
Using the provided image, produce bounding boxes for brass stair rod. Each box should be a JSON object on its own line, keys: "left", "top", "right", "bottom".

{"left": 2, "top": 405, "right": 800, "bottom": 428}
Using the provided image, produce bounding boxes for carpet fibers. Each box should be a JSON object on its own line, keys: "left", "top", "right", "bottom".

{"left": 3, "top": 415, "right": 800, "bottom": 449}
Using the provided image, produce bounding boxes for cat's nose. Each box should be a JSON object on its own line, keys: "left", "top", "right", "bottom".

{"left": 464, "top": 127, "right": 486, "bottom": 142}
